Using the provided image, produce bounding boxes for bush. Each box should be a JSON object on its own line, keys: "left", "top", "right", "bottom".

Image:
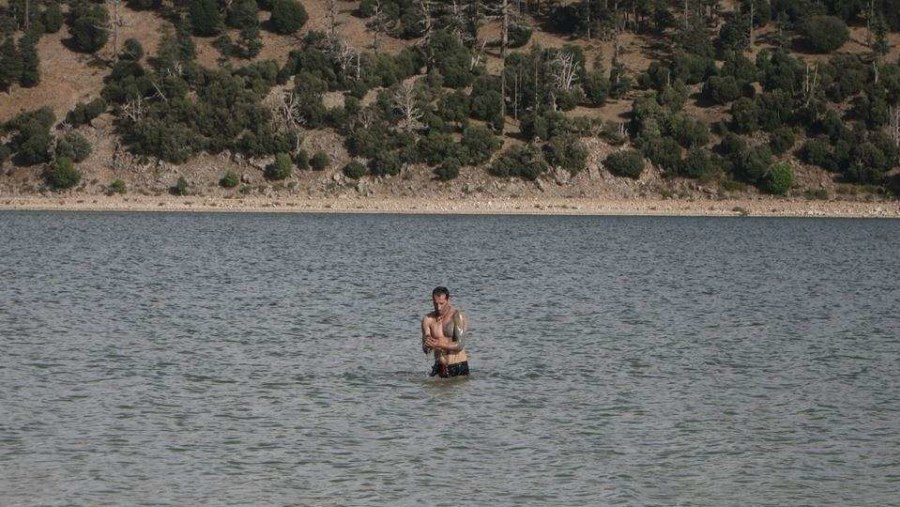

{"left": 171, "top": 176, "right": 189, "bottom": 196}
{"left": 801, "top": 16, "right": 849, "bottom": 53}
{"left": 188, "top": 0, "right": 223, "bottom": 37}
{"left": 220, "top": 171, "right": 240, "bottom": 188}
{"left": 44, "top": 157, "right": 82, "bottom": 190}
{"left": 108, "top": 179, "right": 127, "bottom": 195}
{"left": 669, "top": 115, "right": 709, "bottom": 148}
{"left": 310, "top": 151, "right": 330, "bottom": 171}
{"left": 769, "top": 127, "right": 795, "bottom": 155}
{"left": 55, "top": 132, "right": 92, "bottom": 163}
{"left": 545, "top": 134, "right": 589, "bottom": 174}
{"left": 641, "top": 136, "right": 682, "bottom": 172}
{"left": 369, "top": 151, "right": 402, "bottom": 176}
{"left": 293, "top": 149, "right": 310, "bottom": 170}
{"left": 730, "top": 97, "right": 759, "bottom": 134}
{"left": 582, "top": 68, "right": 610, "bottom": 106}
{"left": 460, "top": 126, "right": 501, "bottom": 165}
{"left": 489, "top": 144, "right": 548, "bottom": 181}
{"left": 434, "top": 158, "right": 461, "bottom": 181}
{"left": 343, "top": 160, "right": 367, "bottom": 179}
{"left": 800, "top": 137, "right": 836, "bottom": 171}
{"left": 702, "top": 75, "right": 743, "bottom": 104}
{"left": 70, "top": 3, "right": 110, "bottom": 53}
{"left": 509, "top": 24, "right": 533, "bottom": 48}
{"left": 270, "top": 0, "right": 308, "bottom": 34}
{"left": 122, "top": 39, "right": 144, "bottom": 62}
{"left": 43, "top": 2, "right": 64, "bottom": 33}
{"left": 416, "top": 132, "right": 460, "bottom": 166}
{"left": 265, "top": 153, "right": 294, "bottom": 180}
{"left": 604, "top": 150, "right": 645, "bottom": 179}
{"left": 678, "top": 148, "right": 720, "bottom": 180}
{"left": 763, "top": 161, "right": 793, "bottom": 194}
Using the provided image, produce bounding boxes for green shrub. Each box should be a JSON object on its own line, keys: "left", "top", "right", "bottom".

{"left": 343, "top": 160, "right": 367, "bottom": 179}
{"left": 678, "top": 148, "right": 720, "bottom": 180}
{"left": 508, "top": 24, "right": 532, "bottom": 48}
{"left": 43, "top": 2, "right": 64, "bottom": 33}
{"left": 188, "top": 0, "right": 224, "bottom": 37}
{"left": 730, "top": 97, "right": 759, "bottom": 134}
{"left": 18, "top": 34, "right": 40, "bottom": 87}
{"left": 293, "top": 149, "right": 310, "bottom": 170}
{"left": 545, "top": 134, "right": 589, "bottom": 174}
{"left": 122, "top": 39, "right": 144, "bottom": 62}
{"left": 369, "top": 151, "right": 402, "bottom": 176}
{"left": 800, "top": 137, "right": 836, "bottom": 171}
{"left": 489, "top": 144, "right": 548, "bottom": 181}
{"left": 735, "top": 145, "right": 773, "bottom": 183}
{"left": 582, "top": 68, "right": 610, "bottom": 106}
{"left": 358, "top": 0, "right": 376, "bottom": 17}
{"left": 427, "top": 31, "right": 476, "bottom": 89}
{"left": 801, "top": 16, "right": 849, "bottom": 53}
{"left": 55, "top": 132, "right": 92, "bottom": 163}
{"left": 265, "top": 153, "right": 294, "bottom": 180}
{"left": 702, "top": 75, "right": 744, "bottom": 104}
{"left": 108, "top": 179, "right": 127, "bottom": 195}
{"left": 641, "top": 136, "right": 682, "bottom": 172}
{"left": 604, "top": 150, "right": 645, "bottom": 179}
{"left": 769, "top": 127, "right": 795, "bottom": 155}
{"left": 669, "top": 114, "right": 709, "bottom": 148}
{"left": 460, "top": 126, "right": 501, "bottom": 165}
{"left": 763, "top": 161, "right": 793, "bottom": 194}
{"left": 44, "top": 157, "right": 81, "bottom": 190}
{"left": 220, "top": 171, "right": 240, "bottom": 188}
{"left": 270, "top": 0, "right": 308, "bottom": 34}
{"left": 70, "top": 3, "right": 110, "bottom": 53}
{"left": 310, "top": 151, "right": 330, "bottom": 171}
{"left": 434, "top": 158, "right": 461, "bottom": 181}
{"left": 416, "top": 132, "right": 460, "bottom": 166}
{"left": 171, "top": 176, "right": 189, "bottom": 196}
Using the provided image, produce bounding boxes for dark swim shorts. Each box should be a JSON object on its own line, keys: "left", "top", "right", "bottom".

{"left": 429, "top": 361, "right": 470, "bottom": 378}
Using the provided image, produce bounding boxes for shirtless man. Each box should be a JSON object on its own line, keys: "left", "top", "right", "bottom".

{"left": 422, "top": 286, "right": 469, "bottom": 378}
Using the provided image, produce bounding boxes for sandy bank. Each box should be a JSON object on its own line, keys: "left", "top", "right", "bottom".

{"left": 2, "top": 194, "right": 899, "bottom": 217}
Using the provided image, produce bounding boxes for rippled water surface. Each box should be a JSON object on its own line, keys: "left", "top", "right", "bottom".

{"left": 1, "top": 211, "right": 899, "bottom": 506}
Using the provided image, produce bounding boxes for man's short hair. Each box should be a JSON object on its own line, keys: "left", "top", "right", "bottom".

{"left": 432, "top": 286, "right": 451, "bottom": 299}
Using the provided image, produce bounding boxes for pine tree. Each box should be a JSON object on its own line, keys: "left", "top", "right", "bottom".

{"left": 70, "top": 3, "right": 110, "bottom": 53}
{"left": 189, "top": 0, "right": 223, "bottom": 37}
{"left": 18, "top": 32, "right": 39, "bottom": 87}
{"left": 0, "top": 35, "right": 23, "bottom": 90}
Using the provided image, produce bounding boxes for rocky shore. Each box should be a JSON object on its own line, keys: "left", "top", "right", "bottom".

{"left": 2, "top": 194, "right": 898, "bottom": 217}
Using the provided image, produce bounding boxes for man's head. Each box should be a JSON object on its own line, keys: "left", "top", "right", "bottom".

{"left": 432, "top": 286, "right": 451, "bottom": 313}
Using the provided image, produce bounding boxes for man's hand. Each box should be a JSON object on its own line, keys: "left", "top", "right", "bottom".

{"left": 424, "top": 336, "right": 441, "bottom": 350}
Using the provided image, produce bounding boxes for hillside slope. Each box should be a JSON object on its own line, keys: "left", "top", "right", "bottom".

{"left": 1, "top": 0, "right": 899, "bottom": 203}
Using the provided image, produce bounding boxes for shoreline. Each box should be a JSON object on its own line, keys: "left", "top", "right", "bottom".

{"left": 1, "top": 194, "right": 899, "bottom": 217}
{"left": 3, "top": 194, "right": 899, "bottom": 217}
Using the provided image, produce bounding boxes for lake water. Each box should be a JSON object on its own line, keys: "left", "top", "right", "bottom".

{"left": 1, "top": 211, "right": 899, "bottom": 506}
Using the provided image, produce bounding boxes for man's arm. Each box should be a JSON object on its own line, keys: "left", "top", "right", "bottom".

{"left": 421, "top": 316, "right": 432, "bottom": 354}
{"left": 431, "top": 311, "right": 467, "bottom": 353}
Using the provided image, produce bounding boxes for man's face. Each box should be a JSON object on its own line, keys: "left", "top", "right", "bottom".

{"left": 432, "top": 294, "right": 449, "bottom": 314}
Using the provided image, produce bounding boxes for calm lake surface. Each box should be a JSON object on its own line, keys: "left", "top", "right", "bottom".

{"left": 1, "top": 211, "right": 899, "bottom": 506}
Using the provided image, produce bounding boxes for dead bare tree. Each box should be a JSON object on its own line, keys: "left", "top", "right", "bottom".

{"left": 122, "top": 96, "right": 146, "bottom": 123}
{"left": 551, "top": 51, "right": 579, "bottom": 93}
{"left": 327, "top": 0, "right": 339, "bottom": 39}
{"left": 368, "top": 0, "right": 387, "bottom": 54}
{"left": 331, "top": 39, "right": 361, "bottom": 82}
{"left": 803, "top": 62, "right": 819, "bottom": 106}
{"left": 265, "top": 90, "right": 306, "bottom": 152}
{"left": 889, "top": 105, "right": 900, "bottom": 153}
{"left": 392, "top": 81, "right": 424, "bottom": 133}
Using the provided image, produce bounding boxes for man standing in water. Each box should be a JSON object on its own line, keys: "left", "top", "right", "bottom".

{"left": 422, "top": 287, "right": 469, "bottom": 377}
